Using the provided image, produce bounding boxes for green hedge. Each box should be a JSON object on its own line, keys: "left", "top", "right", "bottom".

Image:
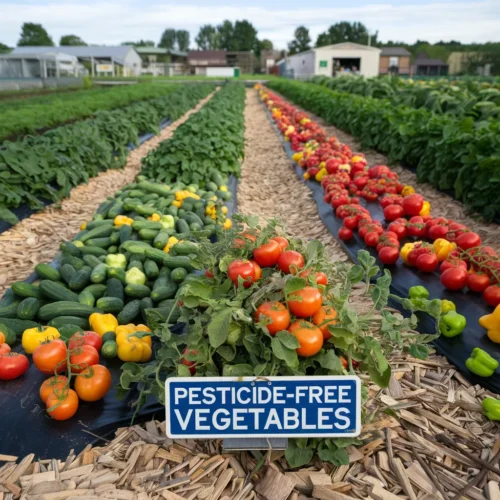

{"left": 268, "top": 79, "right": 500, "bottom": 221}
{"left": 0, "top": 84, "right": 215, "bottom": 225}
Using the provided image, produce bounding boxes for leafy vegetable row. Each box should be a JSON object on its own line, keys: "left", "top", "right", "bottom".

{"left": 141, "top": 83, "right": 246, "bottom": 186}
{"left": 0, "top": 84, "right": 215, "bottom": 226}
{"left": 0, "top": 84, "right": 182, "bottom": 141}
{"left": 267, "top": 79, "right": 500, "bottom": 221}
{"left": 311, "top": 75, "right": 500, "bottom": 120}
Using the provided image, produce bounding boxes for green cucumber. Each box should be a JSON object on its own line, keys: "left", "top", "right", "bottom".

{"left": 69, "top": 267, "right": 92, "bottom": 291}
{"left": 82, "top": 254, "right": 102, "bottom": 268}
{"left": 17, "top": 297, "right": 41, "bottom": 320}
{"left": 139, "top": 229, "right": 159, "bottom": 241}
{"left": 108, "top": 267, "right": 127, "bottom": 284}
{"left": 154, "top": 230, "right": 174, "bottom": 249}
{"left": 85, "top": 237, "right": 112, "bottom": 249}
{"left": 79, "top": 290, "right": 96, "bottom": 307}
{"left": 107, "top": 200, "right": 124, "bottom": 219}
{"left": 171, "top": 267, "right": 188, "bottom": 284}
{"left": 49, "top": 316, "right": 90, "bottom": 330}
{"left": 0, "top": 300, "right": 21, "bottom": 318}
{"left": 61, "top": 255, "right": 85, "bottom": 270}
{"left": 102, "top": 331, "right": 116, "bottom": 343}
{"left": 82, "top": 284, "right": 107, "bottom": 299}
{"left": 38, "top": 302, "right": 98, "bottom": 321}
{"left": 171, "top": 242, "right": 199, "bottom": 256}
{"left": 183, "top": 211, "right": 204, "bottom": 227}
{"left": 85, "top": 219, "right": 114, "bottom": 230}
{"left": 106, "top": 278, "right": 124, "bottom": 302}
{"left": 136, "top": 204, "right": 157, "bottom": 217}
{"left": 151, "top": 282, "right": 178, "bottom": 302}
{"left": 128, "top": 189, "right": 146, "bottom": 198}
{"left": 96, "top": 297, "right": 124, "bottom": 314}
{"left": 137, "top": 181, "right": 171, "bottom": 197}
{"left": 120, "top": 240, "right": 152, "bottom": 255}
{"left": 60, "top": 241, "right": 82, "bottom": 257}
{"left": 0, "top": 318, "right": 37, "bottom": 336}
{"left": 124, "top": 284, "right": 151, "bottom": 299}
{"left": 80, "top": 224, "right": 114, "bottom": 243}
{"left": 132, "top": 221, "right": 163, "bottom": 231}
{"left": 91, "top": 264, "right": 108, "bottom": 284}
{"left": 60, "top": 264, "right": 76, "bottom": 285}
{"left": 152, "top": 276, "right": 170, "bottom": 290}
{"left": 117, "top": 300, "right": 141, "bottom": 325}
{"left": 12, "top": 282, "right": 41, "bottom": 299}
{"left": 127, "top": 260, "right": 144, "bottom": 272}
{"left": 119, "top": 224, "right": 133, "bottom": 244}
{"left": 0, "top": 323, "right": 16, "bottom": 346}
{"left": 110, "top": 231, "right": 120, "bottom": 245}
{"left": 144, "top": 259, "right": 159, "bottom": 280}
{"left": 166, "top": 206, "right": 178, "bottom": 217}
{"left": 140, "top": 297, "right": 154, "bottom": 322}
{"left": 40, "top": 280, "right": 80, "bottom": 303}
{"left": 79, "top": 246, "right": 108, "bottom": 257}
{"left": 35, "top": 263, "right": 61, "bottom": 282}
{"left": 175, "top": 219, "right": 190, "bottom": 234}
{"left": 101, "top": 340, "right": 118, "bottom": 358}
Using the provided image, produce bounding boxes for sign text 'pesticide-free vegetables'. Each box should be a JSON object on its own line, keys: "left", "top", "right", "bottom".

{"left": 166, "top": 377, "right": 361, "bottom": 439}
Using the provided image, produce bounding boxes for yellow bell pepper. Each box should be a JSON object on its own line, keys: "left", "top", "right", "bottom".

{"left": 292, "top": 152, "right": 303, "bottom": 162}
{"left": 351, "top": 155, "right": 364, "bottom": 163}
{"left": 479, "top": 305, "right": 500, "bottom": 343}
{"left": 433, "top": 238, "right": 456, "bottom": 261}
{"left": 89, "top": 313, "right": 118, "bottom": 336}
{"left": 419, "top": 201, "right": 431, "bottom": 216}
{"left": 402, "top": 185, "right": 416, "bottom": 197}
{"left": 116, "top": 324, "right": 152, "bottom": 362}
{"left": 315, "top": 168, "right": 328, "bottom": 182}
{"left": 164, "top": 236, "right": 180, "bottom": 253}
{"left": 223, "top": 219, "right": 233, "bottom": 230}
{"left": 22, "top": 326, "right": 60, "bottom": 354}
{"left": 400, "top": 242, "right": 416, "bottom": 264}
{"left": 114, "top": 215, "right": 133, "bottom": 227}
{"left": 80, "top": 222, "right": 87, "bottom": 230}
{"left": 303, "top": 172, "right": 310, "bottom": 180}
{"left": 148, "top": 213, "right": 161, "bottom": 222}
{"left": 219, "top": 186, "right": 228, "bottom": 192}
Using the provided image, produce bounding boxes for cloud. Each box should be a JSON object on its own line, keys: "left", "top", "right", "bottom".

{"left": 2, "top": 0, "right": 499, "bottom": 48}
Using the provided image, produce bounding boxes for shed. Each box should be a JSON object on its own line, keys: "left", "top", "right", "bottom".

{"left": 134, "top": 47, "right": 187, "bottom": 76}
{"left": 413, "top": 52, "right": 448, "bottom": 76}
{"left": 11, "top": 46, "right": 142, "bottom": 76}
{"left": 188, "top": 51, "right": 226, "bottom": 75}
{"left": 0, "top": 51, "right": 84, "bottom": 78}
{"left": 380, "top": 47, "right": 411, "bottom": 75}
{"left": 287, "top": 42, "right": 381, "bottom": 79}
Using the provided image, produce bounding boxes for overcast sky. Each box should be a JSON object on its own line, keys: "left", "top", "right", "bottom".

{"left": 2, "top": 0, "right": 499, "bottom": 48}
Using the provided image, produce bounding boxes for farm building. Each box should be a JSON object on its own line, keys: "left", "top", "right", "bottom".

{"left": 413, "top": 51, "right": 449, "bottom": 76}
{"left": 286, "top": 42, "right": 381, "bottom": 79}
{"left": 135, "top": 47, "right": 187, "bottom": 77}
{"left": 379, "top": 47, "right": 411, "bottom": 75}
{"left": 10, "top": 46, "right": 142, "bottom": 76}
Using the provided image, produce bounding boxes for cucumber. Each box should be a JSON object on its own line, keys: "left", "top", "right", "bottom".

{"left": 128, "top": 189, "right": 146, "bottom": 198}
{"left": 85, "top": 237, "right": 112, "bottom": 249}
{"left": 101, "top": 340, "right": 118, "bottom": 358}
{"left": 175, "top": 219, "right": 190, "bottom": 234}
{"left": 79, "top": 246, "right": 108, "bottom": 257}
{"left": 123, "top": 199, "right": 142, "bottom": 212}
{"left": 171, "top": 267, "right": 188, "bottom": 284}
{"left": 154, "top": 230, "right": 174, "bottom": 249}
{"left": 96, "top": 297, "right": 124, "bottom": 314}
{"left": 166, "top": 206, "right": 178, "bottom": 217}
{"left": 80, "top": 224, "right": 114, "bottom": 243}
{"left": 79, "top": 290, "right": 96, "bottom": 307}
{"left": 142, "top": 193, "right": 159, "bottom": 202}
{"left": 69, "top": 267, "right": 92, "bottom": 291}
{"left": 171, "top": 242, "right": 199, "bottom": 256}
{"left": 146, "top": 301, "right": 181, "bottom": 324}
{"left": 158, "top": 266, "right": 171, "bottom": 278}
{"left": 96, "top": 199, "right": 115, "bottom": 218}
{"left": 151, "top": 282, "right": 177, "bottom": 302}
{"left": 35, "top": 263, "right": 61, "bottom": 282}
{"left": 0, "top": 318, "right": 37, "bottom": 336}
{"left": 38, "top": 302, "right": 97, "bottom": 321}
{"left": 119, "top": 224, "right": 133, "bottom": 244}
{"left": 108, "top": 267, "right": 127, "bottom": 284}
{"left": 144, "top": 259, "right": 159, "bottom": 280}
{"left": 12, "top": 282, "right": 41, "bottom": 299}
{"left": 91, "top": 264, "right": 108, "bottom": 284}
{"left": 0, "top": 289, "right": 16, "bottom": 307}
{"left": 183, "top": 211, "right": 204, "bottom": 227}
{"left": 61, "top": 254, "right": 85, "bottom": 270}
{"left": 127, "top": 260, "right": 144, "bottom": 272}
{"left": 152, "top": 276, "right": 170, "bottom": 291}
{"left": 204, "top": 215, "right": 216, "bottom": 226}
{"left": 107, "top": 200, "right": 124, "bottom": 219}
{"left": 217, "top": 190, "right": 231, "bottom": 201}
{"left": 60, "top": 264, "right": 76, "bottom": 285}
{"left": 137, "top": 180, "right": 171, "bottom": 197}
{"left": 60, "top": 241, "right": 82, "bottom": 257}
{"left": 0, "top": 300, "right": 21, "bottom": 318}
{"left": 102, "top": 331, "right": 116, "bottom": 343}
{"left": 82, "top": 254, "right": 102, "bottom": 268}
{"left": 40, "top": 280, "right": 80, "bottom": 303}
{"left": 124, "top": 284, "right": 151, "bottom": 299}
{"left": 108, "top": 245, "right": 118, "bottom": 254}
{"left": 212, "top": 171, "right": 225, "bottom": 187}
{"left": 120, "top": 240, "right": 152, "bottom": 255}
{"left": 110, "top": 231, "right": 120, "bottom": 245}
{"left": 82, "top": 284, "right": 107, "bottom": 299}
{"left": 206, "top": 181, "right": 218, "bottom": 192}
{"left": 17, "top": 297, "right": 41, "bottom": 320}
{"left": 139, "top": 229, "right": 159, "bottom": 241}
{"left": 85, "top": 219, "right": 114, "bottom": 230}
{"left": 132, "top": 221, "right": 163, "bottom": 231}
{"left": 143, "top": 248, "right": 195, "bottom": 270}
{"left": 136, "top": 204, "right": 158, "bottom": 217}
{"left": 140, "top": 297, "right": 154, "bottom": 322}
{"left": 0, "top": 323, "right": 16, "bottom": 346}
{"left": 106, "top": 278, "right": 124, "bottom": 302}
{"left": 49, "top": 316, "right": 90, "bottom": 330}
{"left": 190, "top": 223, "right": 202, "bottom": 232}
{"left": 117, "top": 300, "right": 141, "bottom": 325}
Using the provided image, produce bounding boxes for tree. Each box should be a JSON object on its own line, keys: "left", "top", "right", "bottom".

{"left": 195, "top": 25, "right": 219, "bottom": 50}
{"left": 288, "top": 26, "right": 311, "bottom": 55}
{"left": 260, "top": 39, "right": 273, "bottom": 51}
{"left": 60, "top": 35, "right": 87, "bottom": 46}
{"left": 122, "top": 40, "right": 155, "bottom": 47}
{"left": 159, "top": 29, "right": 176, "bottom": 50}
{"left": 232, "top": 20, "right": 259, "bottom": 52}
{"left": 0, "top": 42, "right": 11, "bottom": 54}
{"left": 176, "top": 30, "right": 190, "bottom": 51}
{"left": 18, "top": 23, "right": 54, "bottom": 46}
{"left": 315, "top": 22, "right": 377, "bottom": 47}
{"left": 217, "top": 20, "right": 234, "bottom": 50}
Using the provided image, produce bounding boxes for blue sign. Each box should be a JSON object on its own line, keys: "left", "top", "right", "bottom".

{"left": 165, "top": 376, "right": 361, "bottom": 439}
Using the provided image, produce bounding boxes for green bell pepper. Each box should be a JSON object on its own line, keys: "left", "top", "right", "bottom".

{"left": 441, "top": 299, "right": 456, "bottom": 313}
{"left": 160, "top": 215, "right": 175, "bottom": 230}
{"left": 439, "top": 311, "right": 466, "bottom": 337}
{"left": 482, "top": 398, "right": 500, "bottom": 421}
{"left": 106, "top": 253, "right": 127, "bottom": 269}
{"left": 465, "top": 348, "right": 499, "bottom": 377}
{"left": 125, "top": 267, "right": 147, "bottom": 285}
{"left": 408, "top": 286, "right": 429, "bottom": 300}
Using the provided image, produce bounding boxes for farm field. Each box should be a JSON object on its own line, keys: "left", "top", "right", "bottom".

{"left": 1, "top": 79, "right": 500, "bottom": 500}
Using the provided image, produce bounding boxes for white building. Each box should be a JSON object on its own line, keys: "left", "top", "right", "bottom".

{"left": 11, "top": 46, "right": 142, "bottom": 77}
{"left": 287, "top": 42, "right": 381, "bottom": 79}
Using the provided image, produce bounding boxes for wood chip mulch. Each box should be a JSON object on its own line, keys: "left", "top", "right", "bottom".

{"left": 0, "top": 92, "right": 216, "bottom": 298}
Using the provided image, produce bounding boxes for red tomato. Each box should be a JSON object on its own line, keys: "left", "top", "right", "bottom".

{"left": 68, "top": 331, "right": 102, "bottom": 352}
{"left": 0, "top": 352, "right": 29, "bottom": 381}
{"left": 364, "top": 232, "right": 379, "bottom": 247}
{"left": 74, "top": 365, "right": 112, "bottom": 402}
{"left": 250, "top": 260, "right": 262, "bottom": 280}
{"left": 299, "top": 270, "right": 328, "bottom": 285}
{"left": 387, "top": 223, "right": 407, "bottom": 240}
{"left": 378, "top": 246, "right": 399, "bottom": 265}
{"left": 277, "top": 251, "right": 305, "bottom": 274}
{"left": 428, "top": 224, "right": 449, "bottom": 241}
{"left": 416, "top": 253, "right": 439, "bottom": 272}
{"left": 344, "top": 216, "right": 358, "bottom": 229}
{"left": 40, "top": 375, "right": 68, "bottom": 403}
{"left": 338, "top": 227, "right": 353, "bottom": 241}
{"left": 441, "top": 267, "right": 468, "bottom": 291}
{"left": 33, "top": 339, "right": 67, "bottom": 375}
{"left": 255, "top": 302, "right": 290, "bottom": 335}
{"left": 312, "top": 306, "right": 338, "bottom": 340}
{"left": 69, "top": 345, "right": 99, "bottom": 374}
{"left": 0, "top": 344, "right": 11, "bottom": 355}
{"left": 467, "top": 273, "right": 490, "bottom": 293}
{"left": 440, "top": 259, "right": 468, "bottom": 273}
{"left": 233, "top": 232, "right": 257, "bottom": 248}
{"left": 253, "top": 240, "right": 282, "bottom": 267}
{"left": 383, "top": 204, "right": 405, "bottom": 221}
{"left": 484, "top": 286, "right": 500, "bottom": 307}
{"left": 288, "top": 321, "right": 323, "bottom": 357}
{"left": 456, "top": 232, "right": 482, "bottom": 250}
{"left": 205, "top": 269, "right": 214, "bottom": 278}
{"left": 181, "top": 348, "right": 198, "bottom": 375}
{"left": 402, "top": 194, "right": 424, "bottom": 216}
{"left": 271, "top": 236, "right": 289, "bottom": 251}
{"left": 288, "top": 287, "right": 323, "bottom": 318}
{"left": 227, "top": 259, "right": 257, "bottom": 288}
{"left": 46, "top": 389, "right": 79, "bottom": 421}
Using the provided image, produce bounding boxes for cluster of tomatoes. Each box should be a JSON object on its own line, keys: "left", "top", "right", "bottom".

{"left": 34, "top": 332, "right": 110, "bottom": 421}
{"left": 223, "top": 234, "right": 342, "bottom": 361}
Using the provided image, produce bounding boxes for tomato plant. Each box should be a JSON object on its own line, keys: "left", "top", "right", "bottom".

{"left": 255, "top": 302, "right": 291, "bottom": 335}
{"left": 227, "top": 259, "right": 257, "bottom": 288}
{"left": 312, "top": 306, "right": 338, "bottom": 340}
{"left": 74, "top": 365, "right": 112, "bottom": 402}
{"left": 181, "top": 348, "right": 199, "bottom": 375}
{"left": 277, "top": 251, "right": 305, "bottom": 274}
{"left": 271, "top": 236, "right": 289, "bottom": 251}
{"left": 253, "top": 240, "right": 282, "bottom": 267}
{"left": 40, "top": 375, "right": 69, "bottom": 403}
{"left": 288, "top": 287, "right": 323, "bottom": 318}
{"left": 288, "top": 321, "right": 323, "bottom": 357}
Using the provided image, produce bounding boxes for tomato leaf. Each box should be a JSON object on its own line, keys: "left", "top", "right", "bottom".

{"left": 347, "top": 265, "right": 364, "bottom": 284}
{"left": 271, "top": 337, "right": 299, "bottom": 368}
{"left": 222, "top": 364, "right": 254, "bottom": 376}
{"left": 408, "top": 344, "right": 431, "bottom": 360}
{"left": 207, "top": 308, "right": 232, "bottom": 348}
{"left": 371, "top": 269, "right": 391, "bottom": 310}
{"left": 177, "top": 364, "right": 192, "bottom": 377}
{"left": 315, "top": 350, "right": 344, "bottom": 373}
{"left": 305, "top": 239, "right": 322, "bottom": 263}
{"left": 217, "top": 345, "right": 236, "bottom": 362}
{"left": 284, "top": 277, "right": 306, "bottom": 296}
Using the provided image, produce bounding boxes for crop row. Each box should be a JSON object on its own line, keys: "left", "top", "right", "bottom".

{"left": 141, "top": 83, "right": 246, "bottom": 186}
{"left": 268, "top": 79, "right": 500, "bottom": 221}
{"left": 0, "top": 84, "right": 215, "bottom": 225}
{"left": 0, "top": 84, "right": 180, "bottom": 141}
{"left": 311, "top": 76, "right": 500, "bottom": 120}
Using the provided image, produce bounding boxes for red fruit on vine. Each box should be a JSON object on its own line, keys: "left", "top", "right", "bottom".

{"left": 378, "top": 246, "right": 399, "bottom": 265}
{"left": 456, "top": 232, "right": 482, "bottom": 250}
{"left": 484, "top": 286, "right": 500, "bottom": 307}
{"left": 416, "top": 253, "right": 439, "bottom": 273}
{"left": 338, "top": 227, "right": 353, "bottom": 241}
{"left": 467, "top": 273, "right": 490, "bottom": 293}
{"left": 441, "top": 267, "right": 468, "bottom": 291}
